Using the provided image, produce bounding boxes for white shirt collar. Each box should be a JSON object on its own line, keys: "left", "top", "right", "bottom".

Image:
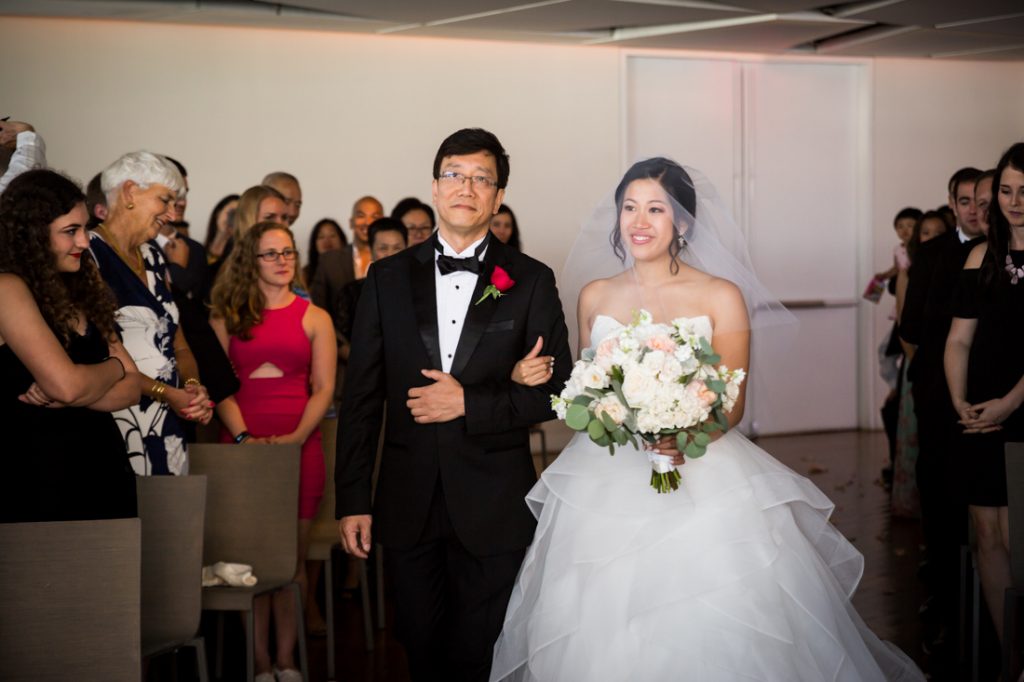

{"left": 436, "top": 232, "right": 489, "bottom": 259}
{"left": 955, "top": 226, "right": 971, "bottom": 243}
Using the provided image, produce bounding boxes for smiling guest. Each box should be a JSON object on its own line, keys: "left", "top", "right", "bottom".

{"left": 0, "top": 170, "right": 140, "bottom": 523}
{"left": 90, "top": 151, "right": 213, "bottom": 476}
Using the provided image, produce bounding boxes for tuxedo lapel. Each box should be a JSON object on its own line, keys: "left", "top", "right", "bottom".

{"left": 450, "top": 240, "right": 507, "bottom": 379}
{"left": 411, "top": 241, "right": 442, "bottom": 371}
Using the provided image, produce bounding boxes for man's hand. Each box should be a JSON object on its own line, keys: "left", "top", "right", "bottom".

{"left": 339, "top": 514, "right": 373, "bottom": 558}
{"left": 407, "top": 369, "right": 465, "bottom": 423}
{"left": 0, "top": 121, "right": 34, "bottom": 150}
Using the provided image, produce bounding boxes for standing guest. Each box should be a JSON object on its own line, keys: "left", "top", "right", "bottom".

{"left": 303, "top": 218, "right": 346, "bottom": 287}
{"left": 945, "top": 144, "right": 1024, "bottom": 651}
{"left": 0, "top": 120, "right": 46, "bottom": 193}
{"left": 336, "top": 218, "right": 408, "bottom": 363}
{"left": 85, "top": 173, "right": 108, "bottom": 230}
{"left": 210, "top": 221, "right": 335, "bottom": 682}
{"left": 208, "top": 185, "right": 289, "bottom": 282}
{"left": 204, "top": 194, "right": 240, "bottom": 263}
{"left": 90, "top": 151, "right": 213, "bottom": 475}
{"left": 393, "top": 197, "right": 435, "bottom": 247}
{"left": 158, "top": 157, "right": 206, "bottom": 300}
{"left": 891, "top": 210, "right": 947, "bottom": 519}
{"left": 0, "top": 169, "right": 139, "bottom": 522}
{"left": 311, "top": 196, "right": 385, "bottom": 401}
{"left": 263, "top": 171, "right": 302, "bottom": 227}
{"left": 489, "top": 204, "right": 521, "bottom": 251}
{"left": 973, "top": 168, "right": 996, "bottom": 237}
{"left": 349, "top": 195, "right": 384, "bottom": 279}
{"left": 900, "top": 166, "right": 983, "bottom": 663}
{"left": 878, "top": 207, "right": 922, "bottom": 489}
{"left": 157, "top": 158, "right": 240, "bottom": 432}
{"left": 335, "top": 128, "right": 572, "bottom": 680}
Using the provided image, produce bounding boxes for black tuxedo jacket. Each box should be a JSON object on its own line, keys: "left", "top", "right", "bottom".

{"left": 334, "top": 237, "right": 572, "bottom": 556}
{"left": 901, "top": 230, "right": 984, "bottom": 400}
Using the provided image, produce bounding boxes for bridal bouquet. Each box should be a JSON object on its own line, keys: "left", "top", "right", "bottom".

{"left": 551, "top": 310, "right": 745, "bottom": 493}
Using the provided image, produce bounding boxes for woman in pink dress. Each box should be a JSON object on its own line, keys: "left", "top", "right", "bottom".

{"left": 210, "top": 221, "right": 336, "bottom": 682}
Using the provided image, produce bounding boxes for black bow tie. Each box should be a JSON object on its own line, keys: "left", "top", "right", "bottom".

{"left": 435, "top": 234, "right": 489, "bottom": 276}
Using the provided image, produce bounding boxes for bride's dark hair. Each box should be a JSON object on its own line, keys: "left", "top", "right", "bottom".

{"left": 610, "top": 158, "right": 696, "bottom": 274}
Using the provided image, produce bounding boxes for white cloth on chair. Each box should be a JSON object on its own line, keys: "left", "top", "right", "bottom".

{"left": 201, "top": 562, "right": 258, "bottom": 587}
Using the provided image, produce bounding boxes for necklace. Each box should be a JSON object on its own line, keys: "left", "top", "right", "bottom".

{"left": 1006, "top": 253, "right": 1024, "bottom": 285}
{"left": 97, "top": 223, "right": 146, "bottom": 280}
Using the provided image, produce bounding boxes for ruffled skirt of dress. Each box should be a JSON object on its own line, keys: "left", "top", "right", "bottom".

{"left": 490, "top": 431, "right": 924, "bottom": 682}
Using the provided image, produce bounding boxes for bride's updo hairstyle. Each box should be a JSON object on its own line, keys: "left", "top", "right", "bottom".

{"left": 610, "top": 157, "right": 696, "bottom": 274}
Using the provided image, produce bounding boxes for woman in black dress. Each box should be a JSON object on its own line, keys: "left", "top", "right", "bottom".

{"left": 945, "top": 142, "right": 1024, "bottom": 645}
{"left": 0, "top": 170, "right": 140, "bottom": 522}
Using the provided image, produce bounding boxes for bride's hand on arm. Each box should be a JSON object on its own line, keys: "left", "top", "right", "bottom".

{"left": 511, "top": 336, "right": 554, "bottom": 387}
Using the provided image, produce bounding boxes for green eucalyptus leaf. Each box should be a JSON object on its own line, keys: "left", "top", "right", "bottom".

{"left": 587, "top": 419, "right": 607, "bottom": 441}
{"left": 565, "top": 404, "right": 591, "bottom": 431}
{"left": 694, "top": 432, "right": 711, "bottom": 447}
{"left": 684, "top": 441, "right": 707, "bottom": 458}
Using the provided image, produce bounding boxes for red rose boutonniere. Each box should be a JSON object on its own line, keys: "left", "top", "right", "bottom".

{"left": 476, "top": 265, "right": 515, "bottom": 305}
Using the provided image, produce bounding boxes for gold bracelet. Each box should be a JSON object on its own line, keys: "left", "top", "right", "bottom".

{"left": 151, "top": 382, "right": 167, "bottom": 402}
{"left": 184, "top": 377, "right": 201, "bottom": 389}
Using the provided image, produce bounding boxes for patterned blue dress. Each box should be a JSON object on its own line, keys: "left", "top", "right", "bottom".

{"left": 90, "top": 232, "right": 188, "bottom": 475}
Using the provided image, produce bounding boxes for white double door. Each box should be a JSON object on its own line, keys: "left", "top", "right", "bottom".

{"left": 626, "top": 55, "right": 867, "bottom": 435}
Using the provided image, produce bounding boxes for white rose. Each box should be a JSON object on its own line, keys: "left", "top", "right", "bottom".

{"left": 581, "top": 364, "right": 609, "bottom": 390}
{"left": 641, "top": 349, "right": 666, "bottom": 373}
{"left": 622, "top": 368, "right": 658, "bottom": 408}
{"left": 595, "top": 395, "right": 628, "bottom": 426}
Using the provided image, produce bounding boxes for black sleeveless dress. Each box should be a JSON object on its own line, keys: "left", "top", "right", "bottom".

{"left": 952, "top": 252, "right": 1024, "bottom": 507}
{"left": 0, "top": 324, "right": 137, "bottom": 522}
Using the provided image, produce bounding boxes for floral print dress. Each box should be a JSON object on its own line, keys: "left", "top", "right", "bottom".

{"left": 89, "top": 232, "right": 187, "bottom": 475}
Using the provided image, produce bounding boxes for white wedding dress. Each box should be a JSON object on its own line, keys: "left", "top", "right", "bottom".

{"left": 490, "top": 315, "right": 924, "bottom": 682}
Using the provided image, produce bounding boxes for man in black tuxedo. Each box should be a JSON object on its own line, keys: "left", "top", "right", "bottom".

{"left": 900, "top": 166, "right": 983, "bottom": 667}
{"left": 335, "top": 128, "right": 572, "bottom": 680}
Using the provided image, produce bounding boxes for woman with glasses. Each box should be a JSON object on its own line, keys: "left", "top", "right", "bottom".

{"left": 210, "top": 221, "right": 335, "bottom": 681}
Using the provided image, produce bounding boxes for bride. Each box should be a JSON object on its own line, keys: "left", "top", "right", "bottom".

{"left": 490, "top": 158, "right": 924, "bottom": 681}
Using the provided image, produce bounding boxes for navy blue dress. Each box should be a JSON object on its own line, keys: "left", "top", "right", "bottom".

{"left": 90, "top": 233, "right": 188, "bottom": 475}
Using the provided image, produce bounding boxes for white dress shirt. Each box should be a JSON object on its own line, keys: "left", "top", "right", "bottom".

{"left": 0, "top": 131, "right": 47, "bottom": 194}
{"left": 435, "top": 233, "right": 488, "bottom": 373}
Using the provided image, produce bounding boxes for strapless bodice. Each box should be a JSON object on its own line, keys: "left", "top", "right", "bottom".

{"left": 588, "top": 314, "right": 713, "bottom": 349}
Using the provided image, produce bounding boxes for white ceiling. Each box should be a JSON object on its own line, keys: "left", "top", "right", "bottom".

{"left": 2, "top": 0, "right": 1024, "bottom": 60}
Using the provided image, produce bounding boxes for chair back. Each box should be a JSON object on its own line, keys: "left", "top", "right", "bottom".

{"left": 1006, "top": 442, "right": 1024, "bottom": 588}
{"left": 188, "top": 443, "right": 300, "bottom": 585}
{"left": 136, "top": 474, "right": 207, "bottom": 654}
{"left": 0, "top": 518, "right": 141, "bottom": 681}
{"left": 308, "top": 419, "right": 338, "bottom": 556}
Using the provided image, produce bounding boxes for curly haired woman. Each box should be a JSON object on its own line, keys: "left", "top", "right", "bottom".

{"left": 210, "top": 221, "right": 335, "bottom": 682}
{"left": 0, "top": 169, "right": 140, "bottom": 522}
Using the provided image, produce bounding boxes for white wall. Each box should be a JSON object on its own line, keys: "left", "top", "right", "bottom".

{"left": 0, "top": 17, "right": 621, "bottom": 273}
{"left": 3, "top": 16, "right": 1024, "bottom": 430}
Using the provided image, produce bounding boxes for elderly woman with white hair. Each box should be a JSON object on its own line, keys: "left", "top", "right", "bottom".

{"left": 90, "top": 151, "right": 213, "bottom": 475}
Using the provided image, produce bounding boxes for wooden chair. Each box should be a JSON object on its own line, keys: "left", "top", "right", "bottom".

{"left": 1003, "top": 441, "right": 1024, "bottom": 681}
{"left": 308, "top": 431, "right": 374, "bottom": 681}
{"left": 189, "top": 443, "right": 308, "bottom": 682}
{"left": 0, "top": 517, "right": 141, "bottom": 681}
{"left": 136, "top": 474, "right": 209, "bottom": 681}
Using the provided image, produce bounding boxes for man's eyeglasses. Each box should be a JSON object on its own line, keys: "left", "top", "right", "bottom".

{"left": 438, "top": 171, "right": 498, "bottom": 191}
{"left": 257, "top": 248, "right": 298, "bottom": 262}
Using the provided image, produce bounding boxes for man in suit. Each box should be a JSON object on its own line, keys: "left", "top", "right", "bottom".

{"left": 335, "top": 128, "right": 572, "bottom": 680}
{"left": 900, "top": 166, "right": 983, "bottom": 669}
{"left": 310, "top": 195, "right": 384, "bottom": 321}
